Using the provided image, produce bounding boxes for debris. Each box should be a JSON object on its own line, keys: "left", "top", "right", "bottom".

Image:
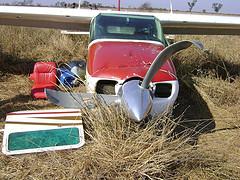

{"left": 2, "top": 109, "right": 85, "bottom": 155}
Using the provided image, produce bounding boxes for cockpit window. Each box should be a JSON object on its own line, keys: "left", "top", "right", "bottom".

{"left": 107, "top": 26, "right": 135, "bottom": 35}
{"left": 90, "top": 13, "right": 165, "bottom": 43}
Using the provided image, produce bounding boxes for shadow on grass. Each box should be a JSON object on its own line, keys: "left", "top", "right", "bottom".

{"left": 0, "top": 51, "right": 35, "bottom": 75}
{"left": 0, "top": 94, "right": 54, "bottom": 119}
{"left": 199, "top": 52, "right": 240, "bottom": 82}
{"left": 0, "top": 94, "right": 31, "bottom": 106}
{"left": 175, "top": 51, "right": 240, "bottom": 83}
{"left": 172, "top": 51, "right": 240, "bottom": 143}
{"left": 0, "top": 50, "right": 56, "bottom": 119}
{"left": 172, "top": 78, "right": 215, "bottom": 142}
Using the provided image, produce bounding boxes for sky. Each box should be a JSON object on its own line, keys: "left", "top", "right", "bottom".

{"left": 0, "top": 0, "right": 240, "bottom": 14}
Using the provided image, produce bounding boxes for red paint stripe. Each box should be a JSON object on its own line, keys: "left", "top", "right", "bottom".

{"left": 7, "top": 111, "right": 80, "bottom": 116}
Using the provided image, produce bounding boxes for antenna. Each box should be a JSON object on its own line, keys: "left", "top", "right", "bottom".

{"left": 78, "top": 0, "right": 81, "bottom": 9}
{"left": 169, "top": 0, "right": 173, "bottom": 13}
{"left": 118, "top": 0, "right": 121, "bottom": 11}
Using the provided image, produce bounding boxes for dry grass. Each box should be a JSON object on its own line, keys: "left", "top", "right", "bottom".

{"left": 0, "top": 26, "right": 88, "bottom": 61}
{"left": 173, "top": 35, "right": 240, "bottom": 179}
{"left": 0, "top": 26, "right": 240, "bottom": 179}
{"left": 0, "top": 26, "right": 88, "bottom": 75}
{"left": 0, "top": 104, "right": 224, "bottom": 179}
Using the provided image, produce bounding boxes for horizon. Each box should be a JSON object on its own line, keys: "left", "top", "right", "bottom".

{"left": 0, "top": 0, "right": 239, "bottom": 14}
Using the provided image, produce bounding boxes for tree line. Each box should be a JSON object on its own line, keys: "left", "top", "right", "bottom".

{"left": 187, "top": 0, "right": 223, "bottom": 13}
{"left": 140, "top": 0, "right": 223, "bottom": 13}
{"left": 0, "top": 0, "right": 224, "bottom": 13}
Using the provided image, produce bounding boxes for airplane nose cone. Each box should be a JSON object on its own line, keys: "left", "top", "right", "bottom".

{"left": 131, "top": 104, "right": 150, "bottom": 122}
{"left": 120, "top": 80, "right": 152, "bottom": 122}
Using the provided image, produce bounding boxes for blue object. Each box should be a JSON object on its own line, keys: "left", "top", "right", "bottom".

{"left": 58, "top": 68, "right": 76, "bottom": 87}
{"left": 58, "top": 60, "right": 86, "bottom": 88}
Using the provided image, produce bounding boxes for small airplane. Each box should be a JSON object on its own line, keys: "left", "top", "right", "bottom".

{"left": 0, "top": 6, "right": 240, "bottom": 155}
{"left": 1, "top": 6, "right": 240, "bottom": 122}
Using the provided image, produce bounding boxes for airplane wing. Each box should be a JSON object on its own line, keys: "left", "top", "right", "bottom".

{"left": 0, "top": 6, "right": 97, "bottom": 31}
{"left": 0, "top": 6, "right": 240, "bottom": 35}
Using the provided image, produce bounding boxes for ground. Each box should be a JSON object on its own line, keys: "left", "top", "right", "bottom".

{"left": 0, "top": 27, "right": 240, "bottom": 179}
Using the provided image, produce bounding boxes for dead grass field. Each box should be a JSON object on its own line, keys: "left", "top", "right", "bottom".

{"left": 0, "top": 26, "right": 240, "bottom": 179}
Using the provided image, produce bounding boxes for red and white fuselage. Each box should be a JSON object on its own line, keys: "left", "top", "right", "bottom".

{"left": 86, "top": 39, "right": 179, "bottom": 116}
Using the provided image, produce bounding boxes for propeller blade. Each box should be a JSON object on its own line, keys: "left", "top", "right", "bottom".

{"left": 45, "top": 89, "right": 119, "bottom": 108}
{"left": 141, "top": 40, "right": 203, "bottom": 89}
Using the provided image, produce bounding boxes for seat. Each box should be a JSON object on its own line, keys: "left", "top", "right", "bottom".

{"left": 29, "top": 62, "right": 57, "bottom": 99}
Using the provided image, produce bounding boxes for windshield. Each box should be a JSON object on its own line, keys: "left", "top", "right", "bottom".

{"left": 90, "top": 13, "right": 164, "bottom": 43}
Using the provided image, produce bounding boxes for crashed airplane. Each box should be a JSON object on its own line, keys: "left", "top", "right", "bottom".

{"left": 0, "top": 6, "right": 240, "bottom": 154}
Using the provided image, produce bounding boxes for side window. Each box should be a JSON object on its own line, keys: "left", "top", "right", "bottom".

{"left": 155, "top": 18, "right": 168, "bottom": 46}
{"left": 89, "top": 18, "right": 95, "bottom": 43}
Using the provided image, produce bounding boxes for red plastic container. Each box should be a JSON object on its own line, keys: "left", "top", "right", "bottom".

{"left": 29, "top": 62, "right": 57, "bottom": 99}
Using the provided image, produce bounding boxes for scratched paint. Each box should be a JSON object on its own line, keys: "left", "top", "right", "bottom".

{"left": 88, "top": 40, "right": 176, "bottom": 82}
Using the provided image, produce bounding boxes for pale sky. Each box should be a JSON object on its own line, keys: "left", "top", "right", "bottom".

{"left": 0, "top": 0, "right": 239, "bottom": 14}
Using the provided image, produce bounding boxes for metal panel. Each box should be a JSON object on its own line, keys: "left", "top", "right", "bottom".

{"left": 2, "top": 109, "right": 85, "bottom": 155}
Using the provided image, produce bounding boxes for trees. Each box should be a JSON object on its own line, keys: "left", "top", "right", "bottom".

{"left": 81, "top": 1, "right": 90, "bottom": 7}
{"left": 97, "top": 3, "right": 102, "bottom": 8}
{"left": 55, "top": 1, "right": 67, "bottom": 7}
{"left": 140, "top": 2, "right": 152, "bottom": 10}
{"left": 12, "top": 0, "right": 34, "bottom": 6}
{"left": 187, "top": 0, "right": 197, "bottom": 12}
{"left": 212, "top": 3, "right": 223, "bottom": 13}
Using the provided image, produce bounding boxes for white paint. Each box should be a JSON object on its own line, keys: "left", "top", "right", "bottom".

{"left": 151, "top": 80, "right": 179, "bottom": 116}
{"left": 61, "top": 30, "right": 89, "bottom": 35}
{"left": 86, "top": 71, "right": 179, "bottom": 117}
{"left": 88, "top": 38, "right": 164, "bottom": 49}
{"left": 0, "top": 6, "right": 240, "bottom": 34}
{"left": 2, "top": 109, "right": 85, "bottom": 155}
{"left": 85, "top": 70, "right": 124, "bottom": 93}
